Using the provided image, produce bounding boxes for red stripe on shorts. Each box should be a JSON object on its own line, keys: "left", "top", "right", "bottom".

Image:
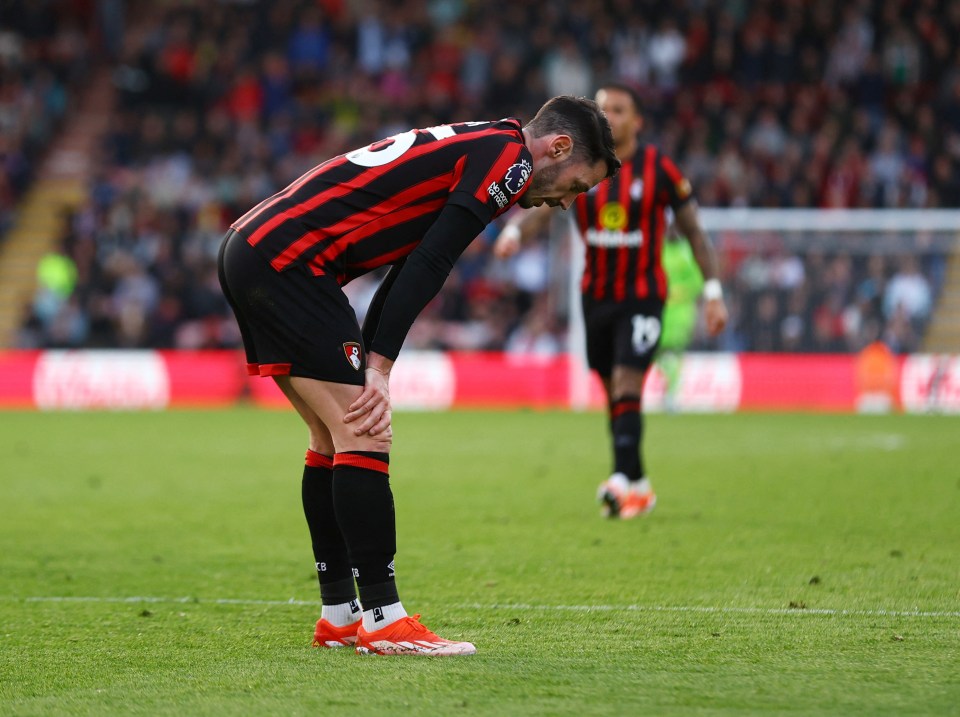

{"left": 258, "top": 362, "right": 292, "bottom": 376}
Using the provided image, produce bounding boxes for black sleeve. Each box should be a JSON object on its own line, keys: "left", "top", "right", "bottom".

{"left": 361, "top": 260, "right": 404, "bottom": 349}
{"left": 366, "top": 203, "right": 486, "bottom": 360}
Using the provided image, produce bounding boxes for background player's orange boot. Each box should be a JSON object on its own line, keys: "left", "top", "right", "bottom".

{"left": 597, "top": 472, "right": 630, "bottom": 517}
{"left": 620, "top": 478, "right": 657, "bottom": 518}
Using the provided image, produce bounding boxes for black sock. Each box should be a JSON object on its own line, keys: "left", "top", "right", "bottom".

{"left": 610, "top": 395, "right": 644, "bottom": 481}
{"left": 302, "top": 450, "right": 355, "bottom": 604}
{"left": 332, "top": 451, "right": 399, "bottom": 610}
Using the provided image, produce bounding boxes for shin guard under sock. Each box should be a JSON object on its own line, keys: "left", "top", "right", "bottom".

{"left": 332, "top": 451, "right": 400, "bottom": 610}
{"left": 302, "top": 450, "right": 355, "bottom": 602}
{"left": 610, "top": 395, "right": 644, "bottom": 481}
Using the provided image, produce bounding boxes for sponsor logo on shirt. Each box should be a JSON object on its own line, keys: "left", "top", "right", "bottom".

{"left": 599, "top": 201, "right": 628, "bottom": 230}
{"left": 585, "top": 228, "right": 644, "bottom": 247}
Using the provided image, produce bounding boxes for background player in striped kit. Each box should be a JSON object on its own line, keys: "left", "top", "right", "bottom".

{"left": 219, "top": 96, "right": 618, "bottom": 655}
{"left": 495, "top": 82, "right": 728, "bottom": 519}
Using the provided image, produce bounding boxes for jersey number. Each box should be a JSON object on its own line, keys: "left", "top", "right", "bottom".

{"left": 345, "top": 131, "right": 419, "bottom": 167}
{"left": 345, "top": 123, "right": 488, "bottom": 167}
{"left": 631, "top": 315, "right": 661, "bottom": 354}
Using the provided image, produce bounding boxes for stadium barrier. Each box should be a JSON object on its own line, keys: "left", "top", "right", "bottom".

{"left": 0, "top": 349, "right": 956, "bottom": 413}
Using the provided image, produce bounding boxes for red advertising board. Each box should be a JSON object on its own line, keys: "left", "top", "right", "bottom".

{"left": 0, "top": 349, "right": 952, "bottom": 413}
{"left": 737, "top": 353, "right": 858, "bottom": 411}
{"left": 0, "top": 350, "right": 38, "bottom": 408}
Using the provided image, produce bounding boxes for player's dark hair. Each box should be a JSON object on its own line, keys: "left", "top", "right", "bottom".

{"left": 596, "top": 80, "right": 643, "bottom": 114}
{"left": 525, "top": 96, "right": 620, "bottom": 179}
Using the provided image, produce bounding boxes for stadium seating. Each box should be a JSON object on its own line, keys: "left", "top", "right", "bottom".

{"left": 3, "top": 1, "right": 959, "bottom": 353}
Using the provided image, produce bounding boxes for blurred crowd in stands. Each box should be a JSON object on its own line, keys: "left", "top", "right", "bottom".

{"left": 5, "top": 0, "right": 957, "bottom": 354}
{"left": 0, "top": 0, "right": 99, "bottom": 237}
{"left": 714, "top": 239, "right": 943, "bottom": 354}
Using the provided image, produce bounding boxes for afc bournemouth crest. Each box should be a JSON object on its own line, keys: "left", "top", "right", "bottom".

{"left": 343, "top": 342, "right": 362, "bottom": 371}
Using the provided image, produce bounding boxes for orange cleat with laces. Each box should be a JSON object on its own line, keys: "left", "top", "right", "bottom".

{"left": 355, "top": 614, "right": 476, "bottom": 656}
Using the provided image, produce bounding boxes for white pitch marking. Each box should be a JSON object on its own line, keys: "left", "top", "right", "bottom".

{"left": 456, "top": 602, "right": 960, "bottom": 619}
{"left": 6, "top": 595, "right": 959, "bottom": 619}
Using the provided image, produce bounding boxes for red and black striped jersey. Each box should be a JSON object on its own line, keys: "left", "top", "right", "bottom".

{"left": 573, "top": 143, "right": 693, "bottom": 302}
{"left": 231, "top": 119, "right": 532, "bottom": 284}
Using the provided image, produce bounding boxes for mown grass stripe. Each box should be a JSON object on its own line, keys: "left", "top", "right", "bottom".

{"left": 10, "top": 595, "right": 960, "bottom": 618}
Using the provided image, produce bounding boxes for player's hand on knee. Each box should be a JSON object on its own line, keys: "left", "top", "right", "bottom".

{"left": 366, "top": 409, "right": 392, "bottom": 438}
{"left": 353, "top": 404, "right": 391, "bottom": 437}
{"left": 344, "top": 367, "right": 392, "bottom": 435}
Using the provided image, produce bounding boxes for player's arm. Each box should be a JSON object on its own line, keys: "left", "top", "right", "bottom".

{"left": 366, "top": 203, "right": 485, "bottom": 362}
{"left": 346, "top": 204, "right": 483, "bottom": 435}
{"left": 673, "top": 200, "right": 728, "bottom": 337}
{"left": 361, "top": 260, "right": 405, "bottom": 351}
{"left": 492, "top": 205, "right": 553, "bottom": 259}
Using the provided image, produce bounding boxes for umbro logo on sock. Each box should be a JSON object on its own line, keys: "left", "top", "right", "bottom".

{"left": 387, "top": 560, "right": 395, "bottom": 577}
{"left": 373, "top": 606, "right": 384, "bottom": 623}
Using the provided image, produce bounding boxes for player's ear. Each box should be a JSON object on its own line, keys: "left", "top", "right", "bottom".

{"left": 551, "top": 135, "right": 573, "bottom": 160}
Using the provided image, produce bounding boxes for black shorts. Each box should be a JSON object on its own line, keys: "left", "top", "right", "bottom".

{"left": 582, "top": 296, "right": 665, "bottom": 379}
{"left": 217, "top": 230, "right": 366, "bottom": 385}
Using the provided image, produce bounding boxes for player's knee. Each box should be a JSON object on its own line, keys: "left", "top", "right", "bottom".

{"left": 369, "top": 432, "right": 392, "bottom": 453}
{"left": 341, "top": 432, "right": 392, "bottom": 454}
{"left": 308, "top": 435, "right": 335, "bottom": 455}
{"left": 306, "top": 423, "right": 334, "bottom": 454}
{"left": 612, "top": 366, "right": 647, "bottom": 394}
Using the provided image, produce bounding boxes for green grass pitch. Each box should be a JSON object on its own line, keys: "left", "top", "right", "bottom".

{"left": 0, "top": 408, "right": 957, "bottom": 716}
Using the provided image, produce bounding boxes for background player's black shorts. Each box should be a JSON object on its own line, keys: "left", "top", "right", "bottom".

{"left": 582, "top": 296, "right": 665, "bottom": 379}
{"left": 217, "top": 229, "right": 366, "bottom": 385}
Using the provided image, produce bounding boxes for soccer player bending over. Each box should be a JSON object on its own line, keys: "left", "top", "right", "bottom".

{"left": 218, "top": 96, "right": 618, "bottom": 655}
{"left": 495, "top": 82, "right": 728, "bottom": 519}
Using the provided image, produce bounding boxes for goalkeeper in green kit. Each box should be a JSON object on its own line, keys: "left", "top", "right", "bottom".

{"left": 657, "top": 225, "right": 704, "bottom": 413}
